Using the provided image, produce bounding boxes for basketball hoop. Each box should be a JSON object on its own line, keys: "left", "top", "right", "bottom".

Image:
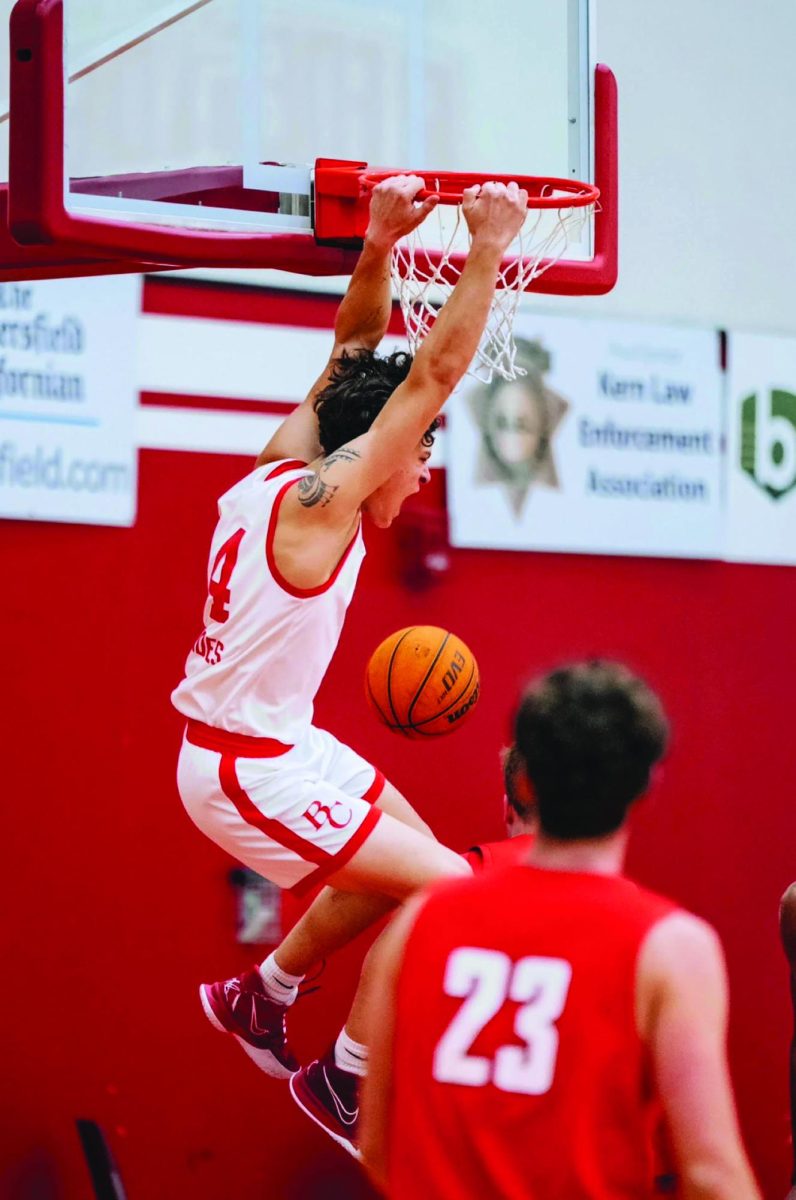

{"left": 3, "top": 0, "right": 618, "bottom": 305}
{"left": 361, "top": 171, "right": 600, "bottom": 383}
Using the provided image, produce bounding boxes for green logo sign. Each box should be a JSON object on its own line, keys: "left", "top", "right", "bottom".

{"left": 740, "top": 389, "right": 796, "bottom": 499}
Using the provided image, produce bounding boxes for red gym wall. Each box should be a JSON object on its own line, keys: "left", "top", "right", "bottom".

{"left": 2, "top": 281, "right": 794, "bottom": 1200}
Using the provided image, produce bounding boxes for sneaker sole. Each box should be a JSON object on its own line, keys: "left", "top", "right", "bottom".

{"left": 289, "top": 1071, "right": 361, "bottom": 1160}
{"left": 198, "top": 984, "right": 295, "bottom": 1081}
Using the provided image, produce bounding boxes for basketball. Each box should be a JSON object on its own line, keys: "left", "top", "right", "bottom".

{"left": 365, "top": 626, "right": 480, "bottom": 738}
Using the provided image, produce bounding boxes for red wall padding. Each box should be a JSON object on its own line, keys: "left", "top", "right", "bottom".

{"left": 2, "top": 448, "right": 794, "bottom": 1199}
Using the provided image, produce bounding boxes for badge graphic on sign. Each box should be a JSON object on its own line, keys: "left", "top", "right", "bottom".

{"left": 465, "top": 338, "right": 569, "bottom": 515}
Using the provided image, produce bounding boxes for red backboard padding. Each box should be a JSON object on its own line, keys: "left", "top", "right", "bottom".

{"left": 6, "top": 0, "right": 615, "bottom": 290}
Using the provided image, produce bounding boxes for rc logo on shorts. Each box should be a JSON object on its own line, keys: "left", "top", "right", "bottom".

{"left": 303, "top": 799, "right": 353, "bottom": 831}
{"left": 740, "top": 389, "right": 796, "bottom": 500}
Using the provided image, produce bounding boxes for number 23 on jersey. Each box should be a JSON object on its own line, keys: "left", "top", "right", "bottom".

{"left": 432, "top": 947, "right": 572, "bottom": 1096}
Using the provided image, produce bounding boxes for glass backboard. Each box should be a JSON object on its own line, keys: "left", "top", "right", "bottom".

{"left": 0, "top": 0, "right": 611, "bottom": 287}
{"left": 1, "top": 0, "right": 594, "bottom": 229}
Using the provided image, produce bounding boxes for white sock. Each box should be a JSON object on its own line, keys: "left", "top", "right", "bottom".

{"left": 334, "top": 1029, "right": 368, "bottom": 1078}
{"left": 258, "top": 952, "right": 304, "bottom": 1006}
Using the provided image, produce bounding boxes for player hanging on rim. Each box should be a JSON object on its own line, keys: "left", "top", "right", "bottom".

{"left": 171, "top": 175, "right": 529, "bottom": 1126}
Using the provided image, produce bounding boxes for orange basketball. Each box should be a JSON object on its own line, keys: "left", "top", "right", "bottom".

{"left": 365, "top": 626, "right": 480, "bottom": 738}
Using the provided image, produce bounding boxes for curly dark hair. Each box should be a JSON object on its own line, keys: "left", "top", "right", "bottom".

{"left": 514, "top": 660, "right": 668, "bottom": 840}
{"left": 314, "top": 348, "right": 440, "bottom": 455}
{"left": 501, "top": 744, "right": 532, "bottom": 819}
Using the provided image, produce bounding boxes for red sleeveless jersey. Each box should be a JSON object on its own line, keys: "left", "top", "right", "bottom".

{"left": 388, "top": 865, "right": 678, "bottom": 1200}
{"left": 463, "top": 834, "right": 535, "bottom": 871}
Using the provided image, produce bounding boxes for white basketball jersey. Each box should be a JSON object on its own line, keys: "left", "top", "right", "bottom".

{"left": 172, "top": 458, "right": 366, "bottom": 742}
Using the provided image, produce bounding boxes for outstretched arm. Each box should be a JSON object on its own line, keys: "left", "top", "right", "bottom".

{"left": 640, "top": 913, "right": 761, "bottom": 1200}
{"left": 257, "top": 176, "right": 438, "bottom": 467}
{"left": 289, "top": 181, "right": 529, "bottom": 522}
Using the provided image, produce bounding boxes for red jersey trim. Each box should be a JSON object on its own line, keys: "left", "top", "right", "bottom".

{"left": 265, "top": 477, "right": 362, "bottom": 599}
{"left": 263, "top": 458, "right": 308, "bottom": 481}
{"left": 186, "top": 720, "right": 293, "bottom": 758}
{"left": 291, "top": 806, "right": 382, "bottom": 898}
{"left": 218, "top": 755, "right": 331, "bottom": 866}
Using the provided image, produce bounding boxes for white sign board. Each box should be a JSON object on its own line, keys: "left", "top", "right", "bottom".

{"left": 447, "top": 313, "right": 724, "bottom": 559}
{"left": 725, "top": 331, "right": 796, "bottom": 565}
{"left": 0, "top": 276, "right": 140, "bottom": 526}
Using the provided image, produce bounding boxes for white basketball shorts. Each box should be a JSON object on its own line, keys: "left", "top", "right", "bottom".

{"left": 177, "top": 719, "right": 385, "bottom": 896}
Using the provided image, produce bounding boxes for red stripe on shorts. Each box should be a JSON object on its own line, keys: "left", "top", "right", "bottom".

{"left": 218, "top": 755, "right": 331, "bottom": 867}
{"left": 362, "top": 769, "right": 386, "bottom": 805}
{"left": 290, "top": 806, "right": 383, "bottom": 898}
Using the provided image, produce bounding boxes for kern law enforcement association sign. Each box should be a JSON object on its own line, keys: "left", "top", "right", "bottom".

{"left": 447, "top": 312, "right": 724, "bottom": 559}
{"left": 725, "top": 331, "right": 796, "bottom": 565}
{"left": 0, "top": 275, "right": 140, "bottom": 527}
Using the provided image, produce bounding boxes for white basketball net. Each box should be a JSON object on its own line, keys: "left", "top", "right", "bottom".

{"left": 391, "top": 193, "right": 593, "bottom": 383}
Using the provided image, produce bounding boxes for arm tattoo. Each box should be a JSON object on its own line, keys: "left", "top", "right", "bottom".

{"left": 322, "top": 447, "right": 362, "bottom": 470}
{"left": 298, "top": 446, "right": 358, "bottom": 507}
{"left": 298, "top": 472, "right": 339, "bottom": 509}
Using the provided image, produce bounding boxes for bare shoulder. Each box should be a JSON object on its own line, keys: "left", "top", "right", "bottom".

{"left": 277, "top": 433, "right": 383, "bottom": 530}
{"left": 636, "top": 910, "right": 727, "bottom": 1038}
{"left": 265, "top": 444, "right": 369, "bottom": 589}
{"left": 282, "top": 444, "right": 363, "bottom": 518}
{"left": 644, "top": 909, "right": 723, "bottom": 961}
{"left": 298, "top": 444, "right": 367, "bottom": 503}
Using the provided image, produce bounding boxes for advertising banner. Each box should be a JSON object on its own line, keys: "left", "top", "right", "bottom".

{"left": 0, "top": 276, "right": 140, "bottom": 526}
{"left": 447, "top": 312, "right": 724, "bottom": 559}
{"left": 725, "top": 332, "right": 796, "bottom": 565}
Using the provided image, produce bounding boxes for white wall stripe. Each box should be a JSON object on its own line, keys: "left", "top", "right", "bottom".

{"left": 136, "top": 402, "right": 447, "bottom": 464}
{"left": 136, "top": 405, "right": 281, "bottom": 456}
{"left": 138, "top": 313, "right": 407, "bottom": 399}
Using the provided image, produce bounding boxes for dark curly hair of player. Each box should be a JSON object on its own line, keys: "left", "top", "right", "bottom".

{"left": 314, "top": 348, "right": 440, "bottom": 456}
{"left": 514, "top": 660, "right": 668, "bottom": 840}
{"left": 501, "top": 744, "right": 533, "bottom": 820}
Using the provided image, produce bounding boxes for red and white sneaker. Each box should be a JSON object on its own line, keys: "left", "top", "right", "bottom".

{"left": 289, "top": 1053, "right": 361, "bottom": 1158}
{"left": 199, "top": 965, "right": 300, "bottom": 1079}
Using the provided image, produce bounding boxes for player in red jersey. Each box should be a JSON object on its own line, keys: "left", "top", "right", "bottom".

{"left": 362, "top": 661, "right": 761, "bottom": 1199}
{"left": 173, "top": 177, "right": 528, "bottom": 1112}
{"left": 463, "top": 744, "right": 536, "bottom": 872}
{"left": 466, "top": 743, "right": 678, "bottom": 1196}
